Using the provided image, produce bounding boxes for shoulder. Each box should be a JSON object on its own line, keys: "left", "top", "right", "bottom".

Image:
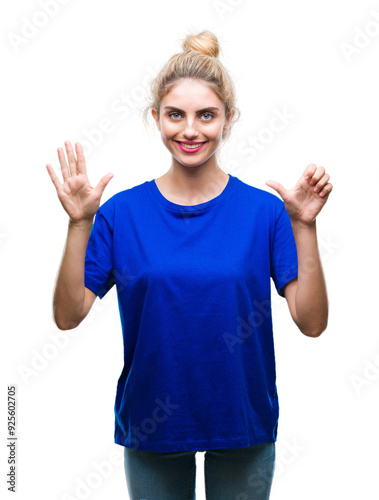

{"left": 232, "top": 175, "right": 285, "bottom": 216}
{"left": 97, "top": 179, "right": 150, "bottom": 216}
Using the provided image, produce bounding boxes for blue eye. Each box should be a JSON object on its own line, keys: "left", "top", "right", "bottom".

{"left": 168, "top": 112, "right": 214, "bottom": 120}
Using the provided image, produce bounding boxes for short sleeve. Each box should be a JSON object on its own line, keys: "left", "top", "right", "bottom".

{"left": 270, "top": 204, "right": 298, "bottom": 298}
{"left": 84, "top": 208, "right": 115, "bottom": 300}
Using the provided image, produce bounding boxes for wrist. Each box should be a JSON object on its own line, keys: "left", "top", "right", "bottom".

{"left": 68, "top": 217, "right": 94, "bottom": 229}
{"left": 290, "top": 218, "right": 316, "bottom": 231}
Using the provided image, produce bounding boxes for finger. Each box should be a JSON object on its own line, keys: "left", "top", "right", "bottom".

{"left": 303, "top": 163, "right": 317, "bottom": 181}
{"left": 312, "top": 173, "right": 330, "bottom": 193}
{"left": 75, "top": 142, "right": 87, "bottom": 176}
{"left": 265, "top": 180, "right": 287, "bottom": 200}
{"left": 94, "top": 173, "right": 114, "bottom": 197}
{"left": 65, "top": 140, "right": 78, "bottom": 176}
{"left": 319, "top": 183, "right": 333, "bottom": 198}
{"left": 308, "top": 166, "right": 326, "bottom": 186}
{"left": 57, "top": 146, "right": 69, "bottom": 182}
{"left": 46, "top": 164, "right": 62, "bottom": 192}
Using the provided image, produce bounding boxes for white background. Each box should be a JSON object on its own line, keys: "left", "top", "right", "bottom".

{"left": 1, "top": 0, "right": 379, "bottom": 499}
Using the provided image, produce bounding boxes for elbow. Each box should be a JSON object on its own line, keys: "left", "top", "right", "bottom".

{"left": 303, "top": 328, "right": 324, "bottom": 338}
{"left": 54, "top": 317, "right": 80, "bottom": 331}
{"left": 53, "top": 303, "right": 83, "bottom": 330}
{"left": 300, "top": 319, "right": 328, "bottom": 338}
{"left": 53, "top": 309, "right": 81, "bottom": 331}
{"left": 297, "top": 304, "right": 329, "bottom": 338}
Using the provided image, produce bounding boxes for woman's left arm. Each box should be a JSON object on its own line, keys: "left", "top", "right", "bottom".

{"left": 266, "top": 164, "right": 333, "bottom": 338}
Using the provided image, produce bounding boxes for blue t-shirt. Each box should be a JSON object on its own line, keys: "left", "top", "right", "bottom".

{"left": 84, "top": 173, "right": 298, "bottom": 452}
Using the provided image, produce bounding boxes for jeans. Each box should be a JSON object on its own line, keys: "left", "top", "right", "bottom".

{"left": 124, "top": 442, "right": 275, "bottom": 500}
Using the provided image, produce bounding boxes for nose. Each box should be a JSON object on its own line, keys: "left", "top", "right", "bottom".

{"left": 182, "top": 118, "right": 199, "bottom": 139}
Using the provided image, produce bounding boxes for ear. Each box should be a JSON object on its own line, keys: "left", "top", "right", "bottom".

{"left": 223, "top": 108, "right": 235, "bottom": 134}
{"left": 151, "top": 108, "right": 160, "bottom": 131}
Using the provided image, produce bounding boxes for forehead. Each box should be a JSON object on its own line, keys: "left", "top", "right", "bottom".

{"left": 162, "top": 78, "right": 222, "bottom": 108}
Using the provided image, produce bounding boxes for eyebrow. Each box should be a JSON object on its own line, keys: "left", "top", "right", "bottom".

{"left": 164, "top": 106, "right": 220, "bottom": 113}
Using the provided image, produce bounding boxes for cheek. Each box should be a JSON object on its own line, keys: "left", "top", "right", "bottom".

{"left": 207, "top": 122, "right": 224, "bottom": 139}
{"left": 161, "top": 125, "right": 177, "bottom": 141}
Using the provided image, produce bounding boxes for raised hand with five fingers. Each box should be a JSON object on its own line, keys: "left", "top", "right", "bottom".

{"left": 46, "top": 140, "right": 114, "bottom": 223}
{"left": 266, "top": 164, "right": 333, "bottom": 226}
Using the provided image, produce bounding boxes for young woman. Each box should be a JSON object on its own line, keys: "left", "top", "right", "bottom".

{"left": 46, "top": 30, "right": 332, "bottom": 500}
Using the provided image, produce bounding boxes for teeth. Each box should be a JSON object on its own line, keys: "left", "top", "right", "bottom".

{"left": 179, "top": 142, "right": 204, "bottom": 149}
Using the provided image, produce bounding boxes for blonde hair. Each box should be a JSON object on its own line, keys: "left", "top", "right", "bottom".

{"left": 141, "top": 30, "right": 241, "bottom": 144}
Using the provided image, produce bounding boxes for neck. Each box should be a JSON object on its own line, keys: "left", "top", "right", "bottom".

{"left": 156, "top": 156, "right": 229, "bottom": 205}
{"left": 169, "top": 158, "right": 227, "bottom": 195}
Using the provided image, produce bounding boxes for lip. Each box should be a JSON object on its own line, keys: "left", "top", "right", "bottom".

{"left": 175, "top": 141, "right": 207, "bottom": 153}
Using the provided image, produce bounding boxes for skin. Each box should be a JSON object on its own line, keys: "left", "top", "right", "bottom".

{"left": 266, "top": 166, "right": 333, "bottom": 337}
{"left": 46, "top": 142, "right": 112, "bottom": 329}
{"left": 46, "top": 79, "right": 333, "bottom": 336}
{"left": 151, "top": 78, "right": 235, "bottom": 205}
{"left": 152, "top": 77, "right": 333, "bottom": 337}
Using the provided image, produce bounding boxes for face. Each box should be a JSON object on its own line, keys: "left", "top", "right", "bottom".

{"left": 152, "top": 78, "right": 234, "bottom": 169}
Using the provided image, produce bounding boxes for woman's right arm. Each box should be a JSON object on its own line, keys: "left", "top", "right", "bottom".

{"left": 53, "top": 218, "right": 96, "bottom": 330}
{"left": 46, "top": 141, "right": 113, "bottom": 330}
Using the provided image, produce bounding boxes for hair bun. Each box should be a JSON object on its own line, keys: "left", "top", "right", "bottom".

{"left": 182, "top": 30, "right": 220, "bottom": 58}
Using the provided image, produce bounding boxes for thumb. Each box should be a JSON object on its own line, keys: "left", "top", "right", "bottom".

{"left": 266, "top": 180, "right": 287, "bottom": 200}
{"left": 95, "top": 173, "right": 114, "bottom": 196}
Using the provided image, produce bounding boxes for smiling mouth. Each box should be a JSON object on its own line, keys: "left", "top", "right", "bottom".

{"left": 175, "top": 141, "right": 207, "bottom": 152}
